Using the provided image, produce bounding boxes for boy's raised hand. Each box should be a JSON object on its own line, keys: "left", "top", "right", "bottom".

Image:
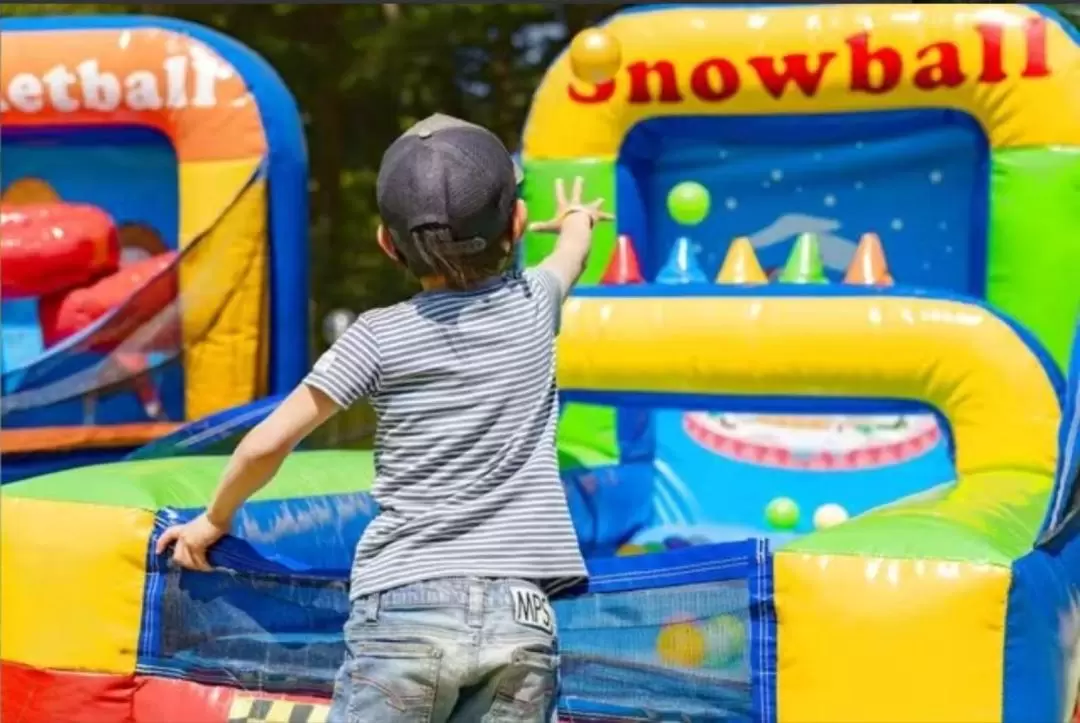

{"left": 528, "top": 176, "right": 613, "bottom": 233}
{"left": 155, "top": 512, "right": 229, "bottom": 572}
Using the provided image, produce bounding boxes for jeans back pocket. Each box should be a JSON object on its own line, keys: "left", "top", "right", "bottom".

{"left": 340, "top": 639, "right": 443, "bottom": 723}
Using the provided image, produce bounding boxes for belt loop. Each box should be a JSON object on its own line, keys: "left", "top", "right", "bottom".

{"left": 362, "top": 592, "right": 380, "bottom": 623}
{"left": 466, "top": 579, "right": 484, "bottom": 629}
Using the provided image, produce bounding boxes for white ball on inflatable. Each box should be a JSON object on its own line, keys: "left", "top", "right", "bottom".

{"left": 813, "top": 503, "right": 849, "bottom": 530}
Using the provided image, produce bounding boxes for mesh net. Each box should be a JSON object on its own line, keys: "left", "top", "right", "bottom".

{"left": 557, "top": 580, "right": 753, "bottom": 720}
{"left": 147, "top": 543, "right": 765, "bottom": 721}
{"left": 150, "top": 568, "right": 347, "bottom": 696}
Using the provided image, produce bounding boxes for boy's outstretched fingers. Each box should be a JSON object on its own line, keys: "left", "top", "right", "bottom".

{"left": 570, "top": 176, "right": 584, "bottom": 203}
{"left": 529, "top": 176, "right": 614, "bottom": 233}
{"left": 588, "top": 198, "right": 614, "bottom": 222}
{"left": 554, "top": 177, "right": 568, "bottom": 208}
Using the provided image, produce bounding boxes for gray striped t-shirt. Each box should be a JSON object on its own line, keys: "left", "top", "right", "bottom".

{"left": 304, "top": 267, "right": 587, "bottom": 599}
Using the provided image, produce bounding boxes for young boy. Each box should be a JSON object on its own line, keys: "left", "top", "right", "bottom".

{"left": 156, "top": 113, "right": 611, "bottom": 722}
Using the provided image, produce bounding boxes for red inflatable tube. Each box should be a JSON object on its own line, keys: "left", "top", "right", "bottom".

{"left": 0, "top": 660, "right": 332, "bottom": 723}
{"left": 0, "top": 203, "right": 120, "bottom": 299}
{"left": 38, "top": 252, "right": 180, "bottom": 351}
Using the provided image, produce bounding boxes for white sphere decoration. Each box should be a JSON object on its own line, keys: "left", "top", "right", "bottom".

{"left": 322, "top": 308, "right": 357, "bottom": 345}
{"left": 813, "top": 503, "right": 850, "bottom": 530}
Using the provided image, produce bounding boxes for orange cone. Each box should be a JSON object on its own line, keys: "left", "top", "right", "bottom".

{"left": 601, "top": 234, "right": 645, "bottom": 284}
{"left": 715, "top": 237, "right": 767, "bottom": 284}
{"left": 844, "top": 232, "right": 893, "bottom": 286}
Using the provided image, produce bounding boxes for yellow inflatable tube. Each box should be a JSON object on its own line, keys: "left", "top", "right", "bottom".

{"left": 557, "top": 293, "right": 1059, "bottom": 481}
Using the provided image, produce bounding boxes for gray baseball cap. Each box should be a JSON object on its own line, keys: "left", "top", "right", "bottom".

{"left": 376, "top": 114, "right": 522, "bottom": 264}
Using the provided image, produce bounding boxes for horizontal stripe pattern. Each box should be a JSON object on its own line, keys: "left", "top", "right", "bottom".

{"left": 305, "top": 269, "right": 585, "bottom": 598}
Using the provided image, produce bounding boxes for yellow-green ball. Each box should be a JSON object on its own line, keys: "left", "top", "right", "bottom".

{"left": 703, "top": 614, "right": 747, "bottom": 668}
{"left": 569, "top": 28, "right": 622, "bottom": 84}
{"left": 765, "top": 496, "right": 800, "bottom": 531}
{"left": 656, "top": 618, "right": 706, "bottom": 668}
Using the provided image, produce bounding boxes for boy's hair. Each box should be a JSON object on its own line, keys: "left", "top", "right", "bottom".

{"left": 403, "top": 225, "right": 513, "bottom": 290}
{"left": 376, "top": 114, "right": 523, "bottom": 291}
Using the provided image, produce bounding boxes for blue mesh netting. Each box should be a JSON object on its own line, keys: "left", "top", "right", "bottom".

{"left": 558, "top": 580, "right": 754, "bottom": 721}
{"left": 147, "top": 569, "right": 346, "bottom": 695}
{"left": 140, "top": 537, "right": 772, "bottom": 721}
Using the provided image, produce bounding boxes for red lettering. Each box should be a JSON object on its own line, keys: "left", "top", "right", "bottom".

{"left": 975, "top": 22, "right": 1007, "bottom": 83}
{"left": 1022, "top": 16, "right": 1050, "bottom": 78}
{"left": 689, "top": 58, "right": 740, "bottom": 102}
{"left": 847, "top": 32, "right": 902, "bottom": 94}
{"left": 747, "top": 52, "right": 835, "bottom": 99}
{"left": 627, "top": 60, "right": 682, "bottom": 103}
{"left": 568, "top": 79, "right": 615, "bottom": 104}
{"left": 913, "top": 42, "right": 966, "bottom": 90}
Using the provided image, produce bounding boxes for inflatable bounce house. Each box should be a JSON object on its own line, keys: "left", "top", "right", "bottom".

{"left": 3, "top": 5, "right": 1080, "bottom": 723}
{"left": 0, "top": 15, "right": 309, "bottom": 482}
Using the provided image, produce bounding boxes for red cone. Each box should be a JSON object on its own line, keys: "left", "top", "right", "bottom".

{"left": 601, "top": 234, "right": 644, "bottom": 284}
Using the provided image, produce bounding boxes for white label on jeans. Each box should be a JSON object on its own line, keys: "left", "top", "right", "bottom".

{"left": 511, "top": 586, "right": 554, "bottom": 635}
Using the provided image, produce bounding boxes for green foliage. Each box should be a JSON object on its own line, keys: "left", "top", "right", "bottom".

{"left": 2, "top": 2, "right": 618, "bottom": 334}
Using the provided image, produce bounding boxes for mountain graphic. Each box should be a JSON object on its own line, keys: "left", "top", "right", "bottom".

{"left": 747, "top": 214, "right": 858, "bottom": 271}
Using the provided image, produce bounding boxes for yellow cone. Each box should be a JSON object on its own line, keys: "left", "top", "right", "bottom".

{"left": 716, "top": 237, "right": 767, "bottom": 284}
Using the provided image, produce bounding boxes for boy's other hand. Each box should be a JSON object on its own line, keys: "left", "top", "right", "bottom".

{"left": 528, "top": 176, "right": 613, "bottom": 233}
{"left": 155, "top": 512, "right": 229, "bottom": 572}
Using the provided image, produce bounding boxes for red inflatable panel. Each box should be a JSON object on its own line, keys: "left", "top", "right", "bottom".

{"left": 132, "top": 676, "right": 233, "bottom": 723}
{"left": 0, "top": 661, "right": 333, "bottom": 723}
{"left": 38, "top": 252, "right": 179, "bottom": 350}
{"left": 0, "top": 203, "right": 120, "bottom": 299}
{"left": 133, "top": 677, "right": 330, "bottom": 723}
{"left": 0, "top": 661, "right": 136, "bottom": 723}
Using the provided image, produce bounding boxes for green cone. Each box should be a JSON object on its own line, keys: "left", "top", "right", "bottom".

{"left": 778, "top": 233, "right": 828, "bottom": 284}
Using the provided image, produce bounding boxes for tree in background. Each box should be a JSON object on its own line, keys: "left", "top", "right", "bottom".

{"left": 1, "top": 2, "right": 620, "bottom": 331}
{"left": 3, "top": 2, "right": 1077, "bottom": 336}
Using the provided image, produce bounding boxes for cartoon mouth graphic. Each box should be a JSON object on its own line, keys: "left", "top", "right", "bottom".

{"left": 683, "top": 412, "right": 941, "bottom": 470}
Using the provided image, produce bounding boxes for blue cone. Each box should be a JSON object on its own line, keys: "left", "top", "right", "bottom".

{"left": 656, "top": 237, "right": 707, "bottom": 284}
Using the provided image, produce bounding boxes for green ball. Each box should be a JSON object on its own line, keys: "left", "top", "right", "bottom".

{"left": 703, "top": 614, "right": 747, "bottom": 668}
{"left": 765, "top": 497, "right": 800, "bottom": 531}
{"left": 667, "top": 181, "right": 711, "bottom": 226}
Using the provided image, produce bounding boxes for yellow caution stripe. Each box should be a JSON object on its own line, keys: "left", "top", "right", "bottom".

{"left": 227, "top": 695, "right": 329, "bottom": 723}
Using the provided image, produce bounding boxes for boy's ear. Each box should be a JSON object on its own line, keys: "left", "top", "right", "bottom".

{"left": 510, "top": 199, "right": 528, "bottom": 242}
{"left": 376, "top": 225, "right": 404, "bottom": 265}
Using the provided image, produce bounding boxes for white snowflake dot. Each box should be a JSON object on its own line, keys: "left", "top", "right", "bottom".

{"left": 795, "top": 186, "right": 803, "bottom": 193}
{"left": 770, "top": 169, "right": 784, "bottom": 182}
{"left": 922, "top": 261, "right": 932, "bottom": 271}
{"left": 891, "top": 218, "right": 904, "bottom": 231}
{"left": 938, "top": 221, "right": 948, "bottom": 231}
{"left": 824, "top": 194, "right": 837, "bottom": 207}
{"left": 854, "top": 181, "right": 864, "bottom": 190}
{"left": 725, "top": 197, "right": 738, "bottom": 210}
{"left": 719, "top": 149, "right": 729, "bottom": 159}
{"left": 855, "top": 141, "right": 865, "bottom": 150}
{"left": 945, "top": 245, "right": 954, "bottom": 253}
{"left": 762, "top": 180, "right": 771, "bottom": 189}
{"left": 929, "top": 170, "right": 943, "bottom": 184}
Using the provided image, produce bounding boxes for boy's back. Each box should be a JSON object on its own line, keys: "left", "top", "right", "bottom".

{"left": 157, "top": 113, "right": 610, "bottom": 722}
{"left": 306, "top": 268, "right": 586, "bottom": 598}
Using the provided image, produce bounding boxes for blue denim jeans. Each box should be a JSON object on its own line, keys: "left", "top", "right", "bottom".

{"left": 329, "top": 577, "right": 560, "bottom": 723}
